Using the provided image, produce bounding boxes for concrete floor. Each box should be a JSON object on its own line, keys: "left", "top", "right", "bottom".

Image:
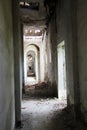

{"left": 15, "top": 98, "right": 87, "bottom": 130}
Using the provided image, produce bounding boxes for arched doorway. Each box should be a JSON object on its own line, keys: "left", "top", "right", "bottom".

{"left": 27, "top": 50, "right": 35, "bottom": 77}
{"left": 24, "top": 44, "right": 40, "bottom": 85}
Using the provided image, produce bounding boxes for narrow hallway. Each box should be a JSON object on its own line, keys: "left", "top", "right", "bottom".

{"left": 1, "top": 0, "right": 87, "bottom": 130}
{"left": 15, "top": 98, "right": 87, "bottom": 130}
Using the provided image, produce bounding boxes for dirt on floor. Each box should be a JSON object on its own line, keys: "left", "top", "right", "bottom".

{"left": 25, "top": 82, "right": 47, "bottom": 91}
{"left": 23, "top": 82, "right": 54, "bottom": 97}
{"left": 15, "top": 98, "right": 87, "bottom": 130}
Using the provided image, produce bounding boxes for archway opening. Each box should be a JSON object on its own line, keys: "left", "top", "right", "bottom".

{"left": 24, "top": 44, "right": 40, "bottom": 87}
{"left": 27, "top": 50, "right": 35, "bottom": 77}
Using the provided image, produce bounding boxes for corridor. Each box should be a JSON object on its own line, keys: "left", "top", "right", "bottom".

{"left": 1, "top": 0, "right": 87, "bottom": 130}
{"left": 15, "top": 98, "right": 87, "bottom": 130}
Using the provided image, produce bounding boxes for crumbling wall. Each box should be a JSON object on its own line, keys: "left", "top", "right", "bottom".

{"left": 0, "top": 0, "right": 15, "bottom": 130}
{"left": 45, "top": 0, "right": 77, "bottom": 99}
{"left": 56, "top": 0, "right": 77, "bottom": 105}
{"left": 44, "top": 13, "right": 58, "bottom": 97}
{"left": 56, "top": 0, "right": 87, "bottom": 122}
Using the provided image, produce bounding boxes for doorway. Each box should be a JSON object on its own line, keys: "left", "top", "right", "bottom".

{"left": 24, "top": 45, "right": 40, "bottom": 86}
{"left": 27, "top": 50, "right": 35, "bottom": 77}
{"left": 57, "top": 41, "right": 67, "bottom": 99}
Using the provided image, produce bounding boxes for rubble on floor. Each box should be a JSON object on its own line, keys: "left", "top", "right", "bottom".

{"left": 25, "top": 82, "right": 47, "bottom": 91}
{"left": 24, "top": 82, "right": 53, "bottom": 97}
{"left": 15, "top": 98, "right": 87, "bottom": 130}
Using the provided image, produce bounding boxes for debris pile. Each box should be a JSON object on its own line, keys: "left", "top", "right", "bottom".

{"left": 25, "top": 82, "right": 47, "bottom": 91}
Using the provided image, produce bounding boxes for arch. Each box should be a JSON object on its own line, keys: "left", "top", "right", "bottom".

{"left": 24, "top": 44, "right": 40, "bottom": 85}
{"left": 26, "top": 50, "right": 35, "bottom": 77}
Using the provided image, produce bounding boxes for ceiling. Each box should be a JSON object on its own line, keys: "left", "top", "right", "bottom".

{"left": 19, "top": 0, "right": 46, "bottom": 26}
{"left": 23, "top": 25, "right": 45, "bottom": 36}
{"left": 19, "top": 0, "right": 56, "bottom": 36}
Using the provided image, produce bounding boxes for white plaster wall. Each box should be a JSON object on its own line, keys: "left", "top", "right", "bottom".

{"left": 40, "top": 31, "right": 47, "bottom": 81}
{"left": 46, "top": 25, "right": 52, "bottom": 82}
{"left": 0, "top": 0, "right": 15, "bottom": 130}
{"left": 77, "top": 0, "right": 87, "bottom": 121}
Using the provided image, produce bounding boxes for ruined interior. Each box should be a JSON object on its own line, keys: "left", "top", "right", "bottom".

{"left": 0, "top": 0, "right": 87, "bottom": 130}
